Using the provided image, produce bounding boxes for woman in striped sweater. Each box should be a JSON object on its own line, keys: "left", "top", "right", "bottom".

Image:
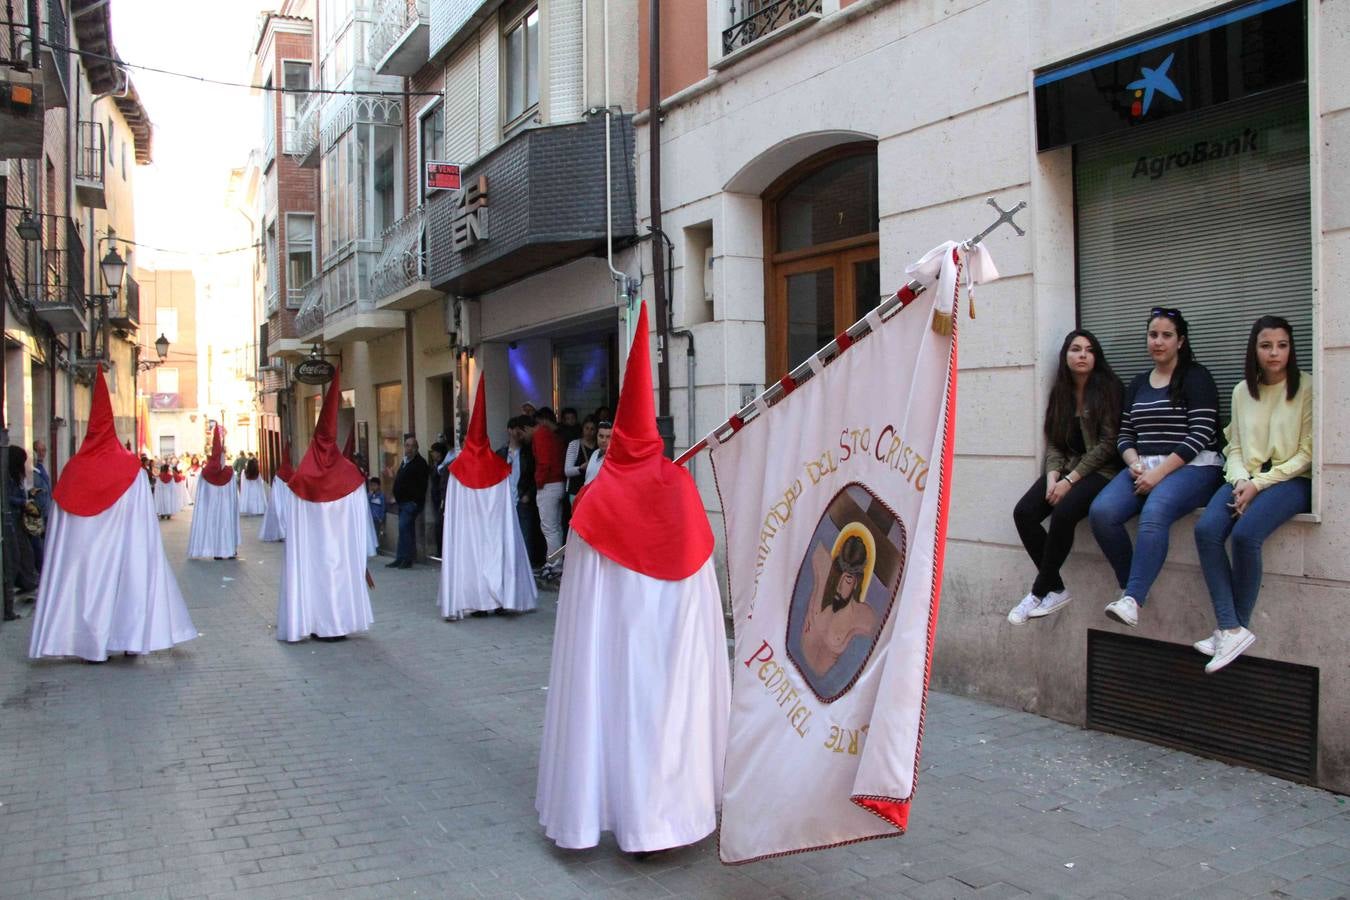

{"left": 1088, "top": 307, "right": 1223, "bottom": 627}
{"left": 1192, "top": 316, "right": 1312, "bottom": 673}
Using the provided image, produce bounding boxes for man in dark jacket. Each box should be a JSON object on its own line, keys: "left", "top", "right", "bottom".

{"left": 389, "top": 435, "right": 429, "bottom": 569}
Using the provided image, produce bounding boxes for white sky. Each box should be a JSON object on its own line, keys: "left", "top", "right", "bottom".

{"left": 110, "top": 0, "right": 275, "bottom": 267}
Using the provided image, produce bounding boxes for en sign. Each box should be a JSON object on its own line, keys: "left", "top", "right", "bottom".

{"left": 426, "top": 161, "right": 462, "bottom": 192}
{"left": 294, "top": 358, "right": 336, "bottom": 385}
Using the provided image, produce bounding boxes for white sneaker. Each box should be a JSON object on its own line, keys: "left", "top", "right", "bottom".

{"left": 1007, "top": 593, "right": 1041, "bottom": 624}
{"left": 1205, "top": 627, "right": 1255, "bottom": 674}
{"left": 1029, "top": 590, "right": 1071, "bottom": 618}
{"left": 1193, "top": 631, "right": 1218, "bottom": 655}
{"left": 1104, "top": 595, "right": 1139, "bottom": 627}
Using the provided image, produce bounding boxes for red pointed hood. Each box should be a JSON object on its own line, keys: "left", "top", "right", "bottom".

{"left": 288, "top": 373, "right": 366, "bottom": 503}
{"left": 570, "top": 302, "right": 713, "bottom": 580}
{"left": 275, "top": 440, "right": 295, "bottom": 483}
{"left": 51, "top": 368, "right": 144, "bottom": 517}
{"left": 158, "top": 470, "right": 173, "bottom": 483}
{"left": 342, "top": 426, "right": 355, "bottom": 460}
{"left": 448, "top": 372, "right": 510, "bottom": 489}
{"left": 201, "top": 426, "right": 233, "bottom": 486}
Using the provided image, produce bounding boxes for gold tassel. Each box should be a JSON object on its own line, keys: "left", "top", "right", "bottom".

{"left": 931, "top": 309, "right": 953, "bottom": 336}
{"left": 969, "top": 289, "right": 976, "bottom": 319}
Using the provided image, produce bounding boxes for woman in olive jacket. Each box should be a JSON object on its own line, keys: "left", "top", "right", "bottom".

{"left": 1008, "top": 330, "right": 1124, "bottom": 623}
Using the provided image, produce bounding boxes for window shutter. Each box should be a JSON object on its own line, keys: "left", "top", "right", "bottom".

{"left": 1075, "top": 85, "right": 1311, "bottom": 419}
{"left": 548, "top": 0, "right": 584, "bottom": 122}
{"left": 445, "top": 40, "right": 478, "bottom": 164}
{"left": 478, "top": 20, "right": 499, "bottom": 155}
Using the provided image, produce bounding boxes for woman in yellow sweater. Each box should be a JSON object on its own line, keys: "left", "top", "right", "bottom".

{"left": 1193, "top": 316, "right": 1312, "bottom": 673}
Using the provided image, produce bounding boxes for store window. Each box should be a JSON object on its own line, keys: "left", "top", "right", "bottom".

{"left": 376, "top": 381, "right": 403, "bottom": 495}
{"left": 503, "top": 7, "right": 540, "bottom": 127}
{"left": 764, "top": 144, "right": 880, "bottom": 379}
{"left": 1075, "top": 84, "right": 1311, "bottom": 417}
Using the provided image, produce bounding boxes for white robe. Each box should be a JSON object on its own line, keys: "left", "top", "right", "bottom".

{"left": 275, "top": 485, "right": 377, "bottom": 642}
{"left": 437, "top": 478, "right": 537, "bottom": 620}
{"left": 153, "top": 479, "right": 177, "bottom": 517}
{"left": 28, "top": 476, "right": 198, "bottom": 661}
{"left": 239, "top": 476, "right": 269, "bottom": 516}
{"left": 536, "top": 535, "right": 731, "bottom": 852}
{"left": 174, "top": 478, "right": 189, "bottom": 512}
{"left": 187, "top": 475, "right": 241, "bottom": 558}
{"left": 258, "top": 477, "right": 291, "bottom": 542}
{"left": 185, "top": 470, "right": 198, "bottom": 503}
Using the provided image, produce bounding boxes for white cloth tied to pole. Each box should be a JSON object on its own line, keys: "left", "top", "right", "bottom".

{"left": 711, "top": 241, "right": 998, "bottom": 863}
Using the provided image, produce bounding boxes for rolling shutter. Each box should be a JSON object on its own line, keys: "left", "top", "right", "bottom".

{"left": 478, "top": 20, "right": 500, "bottom": 156}
{"left": 1075, "top": 84, "right": 1311, "bottom": 418}
{"left": 548, "top": 0, "right": 584, "bottom": 122}
{"left": 445, "top": 39, "right": 479, "bottom": 165}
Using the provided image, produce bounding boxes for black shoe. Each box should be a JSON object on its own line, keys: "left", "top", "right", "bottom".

{"left": 3, "top": 611, "right": 19, "bottom": 621}
{"left": 312, "top": 634, "right": 348, "bottom": 643}
{"left": 385, "top": 560, "right": 403, "bottom": 568}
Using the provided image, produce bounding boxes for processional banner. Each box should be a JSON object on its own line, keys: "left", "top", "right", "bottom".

{"left": 712, "top": 242, "right": 998, "bottom": 863}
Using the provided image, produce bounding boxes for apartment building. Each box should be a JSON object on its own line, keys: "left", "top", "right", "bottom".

{"left": 0, "top": 0, "right": 150, "bottom": 474}
{"left": 274, "top": 0, "right": 639, "bottom": 556}
{"left": 134, "top": 268, "right": 201, "bottom": 459}
{"left": 638, "top": 0, "right": 1348, "bottom": 790}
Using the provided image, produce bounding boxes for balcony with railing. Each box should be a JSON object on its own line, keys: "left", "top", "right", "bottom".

{"left": 30, "top": 217, "right": 88, "bottom": 334}
{"left": 74, "top": 120, "right": 106, "bottom": 209}
{"left": 40, "top": 0, "right": 70, "bottom": 107}
{"left": 371, "top": 206, "right": 440, "bottom": 310}
{"left": 321, "top": 254, "right": 403, "bottom": 344}
{"left": 287, "top": 91, "right": 322, "bottom": 168}
{"left": 294, "top": 275, "right": 325, "bottom": 342}
{"left": 370, "top": 0, "right": 429, "bottom": 76}
{"left": 109, "top": 272, "right": 139, "bottom": 331}
{"left": 721, "top": 0, "right": 823, "bottom": 59}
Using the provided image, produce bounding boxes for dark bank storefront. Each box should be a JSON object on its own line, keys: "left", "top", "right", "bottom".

{"left": 1037, "top": 0, "right": 1311, "bottom": 410}
{"left": 1035, "top": 0, "right": 1320, "bottom": 783}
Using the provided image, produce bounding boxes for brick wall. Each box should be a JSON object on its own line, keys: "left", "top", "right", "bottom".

{"left": 406, "top": 63, "right": 447, "bottom": 210}
{"left": 270, "top": 30, "right": 318, "bottom": 302}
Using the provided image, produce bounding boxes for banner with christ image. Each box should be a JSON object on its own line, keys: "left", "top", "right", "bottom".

{"left": 712, "top": 241, "right": 998, "bottom": 863}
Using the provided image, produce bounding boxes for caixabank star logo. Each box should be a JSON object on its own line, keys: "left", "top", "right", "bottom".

{"left": 1127, "top": 51, "right": 1182, "bottom": 117}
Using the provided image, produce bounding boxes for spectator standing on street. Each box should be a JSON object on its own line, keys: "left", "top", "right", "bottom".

{"left": 500, "top": 416, "right": 544, "bottom": 567}
{"left": 428, "top": 441, "right": 449, "bottom": 552}
{"left": 4, "top": 447, "right": 38, "bottom": 607}
{"left": 367, "top": 477, "right": 387, "bottom": 542}
{"left": 564, "top": 419, "right": 599, "bottom": 509}
{"left": 1192, "top": 315, "right": 1312, "bottom": 674}
{"left": 389, "top": 435, "right": 429, "bottom": 569}
{"left": 30, "top": 440, "right": 51, "bottom": 574}
{"left": 532, "top": 408, "right": 566, "bottom": 578}
{"left": 584, "top": 420, "right": 612, "bottom": 486}
{"left": 1008, "top": 330, "right": 1123, "bottom": 624}
{"left": 232, "top": 451, "right": 247, "bottom": 475}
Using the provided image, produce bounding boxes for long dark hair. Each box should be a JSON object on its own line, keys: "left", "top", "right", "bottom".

{"left": 1044, "top": 330, "right": 1123, "bottom": 452}
{"left": 1147, "top": 308, "right": 1196, "bottom": 406}
{"left": 7, "top": 447, "right": 27, "bottom": 485}
{"left": 245, "top": 458, "right": 260, "bottom": 479}
{"left": 1243, "top": 315, "right": 1300, "bottom": 401}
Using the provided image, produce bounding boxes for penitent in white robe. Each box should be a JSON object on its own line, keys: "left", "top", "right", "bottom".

{"left": 239, "top": 476, "right": 269, "bottom": 516}
{"left": 258, "top": 478, "right": 291, "bottom": 542}
{"left": 185, "top": 470, "right": 199, "bottom": 504}
{"left": 28, "top": 476, "right": 198, "bottom": 661}
{"left": 153, "top": 480, "right": 178, "bottom": 517}
{"left": 535, "top": 535, "right": 731, "bottom": 852}
{"left": 187, "top": 476, "right": 241, "bottom": 558}
{"left": 275, "top": 485, "right": 377, "bottom": 641}
{"left": 174, "top": 479, "right": 189, "bottom": 512}
{"left": 437, "top": 478, "right": 537, "bottom": 620}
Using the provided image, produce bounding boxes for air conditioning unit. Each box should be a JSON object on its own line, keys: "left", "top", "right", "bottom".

{"left": 449, "top": 297, "right": 479, "bottom": 349}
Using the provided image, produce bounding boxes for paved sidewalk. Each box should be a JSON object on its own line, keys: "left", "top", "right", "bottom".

{"left": 0, "top": 512, "right": 1346, "bottom": 899}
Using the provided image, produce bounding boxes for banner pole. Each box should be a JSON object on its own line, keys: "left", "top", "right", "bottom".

{"left": 672, "top": 199, "right": 1027, "bottom": 468}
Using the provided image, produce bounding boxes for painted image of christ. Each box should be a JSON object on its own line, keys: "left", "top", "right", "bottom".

{"left": 801, "top": 532, "right": 879, "bottom": 677}
{"left": 786, "top": 483, "right": 907, "bottom": 703}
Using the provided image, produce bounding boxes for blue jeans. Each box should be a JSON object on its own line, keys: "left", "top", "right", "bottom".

{"left": 1089, "top": 465, "right": 1222, "bottom": 605}
{"left": 1194, "top": 478, "right": 1310, "bottom": 630}
{"left": 396, "top": 501, "right": 420, "bottom": 563}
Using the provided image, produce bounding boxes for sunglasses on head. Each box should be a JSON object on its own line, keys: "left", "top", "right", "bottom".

{"left": 597, "top": 420, "right": 613, "bottom": 429}
{"left": 1150, "top": 306, "right": 1182, "bottom": 321}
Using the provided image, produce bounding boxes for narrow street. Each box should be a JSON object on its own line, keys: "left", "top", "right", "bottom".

{"left": 0, "top": 512, "right": 1346, "bottom": 900}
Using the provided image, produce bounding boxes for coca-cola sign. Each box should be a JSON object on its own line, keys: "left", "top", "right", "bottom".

{"left": 294, "top": 358, "right": 336, "bottom": 385}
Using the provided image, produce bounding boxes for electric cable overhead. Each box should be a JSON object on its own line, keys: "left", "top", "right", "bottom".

{"left": 38, "top": 38, "right": 442, "bottom": 98}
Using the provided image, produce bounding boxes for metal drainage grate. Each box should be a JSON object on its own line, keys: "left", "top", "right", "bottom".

{"left": 1086, "top": 629, "right": 1318, "bottom": 784}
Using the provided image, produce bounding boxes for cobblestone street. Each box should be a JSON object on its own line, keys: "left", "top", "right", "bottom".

{"left": 0, "top": 512, "right": 1346, "bottom": 899}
